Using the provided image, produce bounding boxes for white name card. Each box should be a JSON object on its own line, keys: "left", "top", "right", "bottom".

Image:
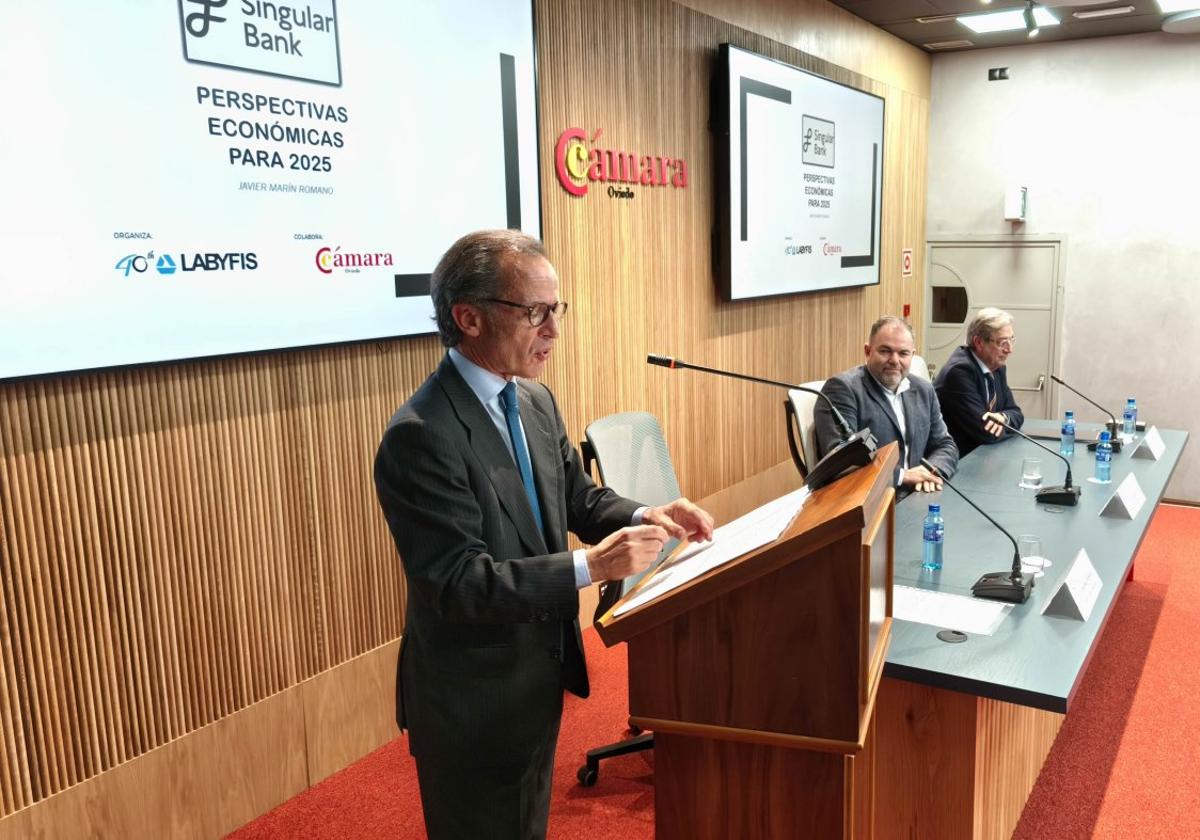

{"left": 1042, "top": 548, "right": 1103, "bottom": 622}
{"left": 1099, "top": 472, "right": 1146, "bottom": 520}
{"left": 1131, "top": 426, "right": 1166, "bottom": 461}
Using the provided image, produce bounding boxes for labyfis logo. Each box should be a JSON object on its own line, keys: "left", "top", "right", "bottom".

{"left": 179, "top": 0, "right": 342, "bottom": 86}
{"left": 115, "top": 251, "right": 257, "bottom": 276}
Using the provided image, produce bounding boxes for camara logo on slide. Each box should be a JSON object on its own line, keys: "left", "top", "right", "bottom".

{"left": 179, "top": 0, "right": 342, "bottom": 86}
{"left": 315, "top": 246, "right": 394, "bottom": 274}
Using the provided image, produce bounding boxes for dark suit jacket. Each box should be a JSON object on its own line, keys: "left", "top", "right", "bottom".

{"left": 374, "top": 355, "right": 640, "bottom": 769}
{"left": 934, "top": 345, "right": 1024, "bottom": 457}
{"left": 813, "top": 366, "right": 958, "bottom": 487}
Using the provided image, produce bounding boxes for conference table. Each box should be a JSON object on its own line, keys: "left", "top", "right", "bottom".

{"left": 874, "top": 420, "right": 1188, "bottom": 840}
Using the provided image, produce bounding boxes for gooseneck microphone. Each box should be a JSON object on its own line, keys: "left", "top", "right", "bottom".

{"left": 993, "top": 417, "right": 1081, "bottom": 506}
{"left": 647, "top": 354, "right": 855, "bottom": 437}
{"left": 648, "top": 354, "right": 878, "bottom": 491}
{"left": 921, "top": 458, "right": 1034, "bottom": 604}
{"left": 1049, "top": 374, "right": 1123, "bottom": 453}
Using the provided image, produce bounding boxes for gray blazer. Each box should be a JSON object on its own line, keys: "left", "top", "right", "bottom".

{"left": 374, "top": 354, "right": 640, "bottom": 769}
{"left": 814, "top": 365, "right": 959, "bottom": 486}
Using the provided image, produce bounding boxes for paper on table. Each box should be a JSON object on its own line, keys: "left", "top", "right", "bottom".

{"left": 613, "top": 487, "right": 810, "bottom": 617}
{"left": 893, "top": 585, "right": 1013, "bottom": 636}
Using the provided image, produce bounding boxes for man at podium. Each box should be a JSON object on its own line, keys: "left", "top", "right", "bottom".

{"left": 373, "top": 229, "right": 713, "bottom": 839}
{"left": 814, "top": 315, "right": 958, "bottom": 495}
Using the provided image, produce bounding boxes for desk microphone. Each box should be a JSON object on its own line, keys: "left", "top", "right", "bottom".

{"left": 993, "top": 417, "right": 1081, "bottom": 506}
{"left": 647, "top": 354, "right": 877, "bottom": 490}
{"left": 921, "top": 458, "right": 1034, "bottom": 604}
{"left": 1049, "top": 375, "right": 1123, "bottom": 453}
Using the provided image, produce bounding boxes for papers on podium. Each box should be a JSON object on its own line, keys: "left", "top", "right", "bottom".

{"left": 613, "top": 487, "right": 810, "bottom": 617}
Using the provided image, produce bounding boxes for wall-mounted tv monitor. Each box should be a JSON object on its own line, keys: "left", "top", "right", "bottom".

{"left": 0, "top": 2, "right": 539, "bottom": 380}
{"left": 715, "top": 44, "right": 884, "bottom": 301}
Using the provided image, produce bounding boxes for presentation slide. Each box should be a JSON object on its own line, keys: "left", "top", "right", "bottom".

{"left": 0, "top": 1, "right": 540, "bottom": 380}
{"left": 720, "top": 44, "right": 884, "bottom": 301}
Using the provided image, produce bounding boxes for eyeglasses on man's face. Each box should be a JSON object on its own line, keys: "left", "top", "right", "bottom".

{"left": 486, "top": 298, "right": 569, "bottom": 327}
{"left": 989, "top": 335, "right": 1016, "bottom": 350}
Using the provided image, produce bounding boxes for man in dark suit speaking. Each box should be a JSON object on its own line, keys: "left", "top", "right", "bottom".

{"left": 374, "top": 230, "right": 713, "bottom": 839}
{"left": 933, "top": 307, "right": 1024, "bottom": 457}
{"left": 814, "top": 316, "right": 958, "bottom": 495}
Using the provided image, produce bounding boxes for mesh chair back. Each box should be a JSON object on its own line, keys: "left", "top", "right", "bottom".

{"left": 585, "top": 412, "right": 681, "bottom": 599}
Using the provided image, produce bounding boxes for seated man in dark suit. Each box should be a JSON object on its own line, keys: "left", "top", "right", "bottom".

{"left": 373, "top": 229, "right": 713, "bottom": 840}
{"left": 933, "top": 307, "right": 1024, "bottom": 457}
{"left": 814, "top": 316, "right": 958, "bottom": 494}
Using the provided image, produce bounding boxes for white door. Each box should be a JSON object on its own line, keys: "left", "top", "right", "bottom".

{"left": 924, "top": 237, "right": 1063, "bottom": 420}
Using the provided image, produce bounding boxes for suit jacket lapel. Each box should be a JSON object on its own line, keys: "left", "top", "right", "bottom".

{"left": 899, "top": 387, "right": 921, "bottom": 468}
{"left": 862, "top": 371, "right": 903, "bottom": 439}
{"left": 435, "top": 356, "right": 548, "bottom": 555}
{"left": 518, "top": 385, "right": 565, "bottom": 553}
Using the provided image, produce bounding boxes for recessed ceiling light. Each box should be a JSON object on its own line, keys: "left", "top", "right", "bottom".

{"left": 924, "top": 39, "right": 976, "bottom": 50}
{"left": 1158, "top": 0, "right": 1200, "bottom": 12}
{"left": 958, "top": 6, "right": 1060, "bottom": 34}
{"left": 1074, "top": 5, "right": 1135, "bottom": 18}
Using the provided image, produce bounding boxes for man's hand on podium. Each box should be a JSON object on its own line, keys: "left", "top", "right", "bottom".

{"left": 585, "top": 525, "right": 669, "bottom": 583}
{"left": 643, "top": 498, "right": 715, "bottom": 543}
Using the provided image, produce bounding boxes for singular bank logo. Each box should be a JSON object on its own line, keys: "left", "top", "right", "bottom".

{"left": 115, "top": 251, "right": 258, "bottom": 276}
{"left": 179, "top": 0, "right": 342, "bottom": 87}
{"left": 821, "top": 241, "right": 843, "bottom": 256}
{"left": 801, "top": 116, "right": 835, "bottom": 168}
{"left": 554, "top": 128, "right": 688, "bottom": 199}
{"left": 315, "top": 246, "right": 394, "bottom": 274}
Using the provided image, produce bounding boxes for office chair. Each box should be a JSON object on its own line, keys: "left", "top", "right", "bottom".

{"left": 575, "top": 411, "right": 681, "bottom": 787}
{"left": 909, "top": 354, "right": 931, "bottom": 382}
{"left": 784, "top": 380, "right": 826, "bottom": 478}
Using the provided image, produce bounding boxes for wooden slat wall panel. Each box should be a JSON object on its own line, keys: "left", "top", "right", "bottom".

{"left": 0, "top": 0, "right": 927, "bottom": 823}
{"left": 537, "top": 0, "right": 931, "bottom": 503}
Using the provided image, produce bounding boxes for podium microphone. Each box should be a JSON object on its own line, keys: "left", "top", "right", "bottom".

{"left": 1049, "top": 374, "right": 1123, "bottom": 453}
{"left": 993, "top": 417, "right": 1081, "bottom": 506}
{"left": 648, "top": 354, "right": 877, "bottom": 490}
{"left": 921, "top": 458, "right": 1034, "bottom": 604}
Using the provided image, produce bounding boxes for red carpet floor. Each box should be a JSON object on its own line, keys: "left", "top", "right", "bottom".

{"left": 228, "top": 504, "right": 1200, "bottom": 839}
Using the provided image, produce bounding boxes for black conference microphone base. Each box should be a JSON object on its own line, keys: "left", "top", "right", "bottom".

{"left": 1035, "top": 484, "right": 1081, "bottom": 506}
{"left": 972, "top": 570, "right": 1035, "bottom": 603}
{"left": 805, "top": 428, "right": 878, "bottom": 491}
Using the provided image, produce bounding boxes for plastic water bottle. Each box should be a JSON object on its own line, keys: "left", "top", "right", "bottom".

{"left": 1060, "top": 410, "right": 1076, "bottom": 457}
{"left": 922, "top": 504, "right": 944, "bottom": 571}
{"left": 1123, "top": 398, "right": 1137, "bottom": 436}
{"left": 1094, "top": 430, "right": 1113, "bottom": 483}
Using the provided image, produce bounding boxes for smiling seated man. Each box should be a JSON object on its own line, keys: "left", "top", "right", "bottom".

{"left": 813, "top": 315, "right": 958, "bottom": 496}
{"left": 934, "top": 307, "right": 1024, "bottom": 458}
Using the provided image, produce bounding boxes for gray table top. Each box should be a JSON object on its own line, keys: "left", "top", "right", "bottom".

{"left": 883, "top": 420, "right": 1188, "bottom": 713}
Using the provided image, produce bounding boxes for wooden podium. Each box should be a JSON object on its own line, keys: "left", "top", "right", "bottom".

{"left": 596, "top": 444, "right": 899, "bottom": 839}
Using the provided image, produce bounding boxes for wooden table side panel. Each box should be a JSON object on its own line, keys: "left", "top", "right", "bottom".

{"left": 973, "top": 696, "right": 1064, "bottom": 840}
{"left": 872, "top": 677, "right": 977, "bottom": 840}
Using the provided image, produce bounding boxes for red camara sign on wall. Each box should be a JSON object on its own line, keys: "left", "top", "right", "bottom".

{"left": 554, "top": 127, "right": 688, "bottom": 198}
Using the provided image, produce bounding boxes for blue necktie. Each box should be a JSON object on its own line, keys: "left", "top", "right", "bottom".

{"left": 500, "top": 382, "right": 544, "bottom": 535}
